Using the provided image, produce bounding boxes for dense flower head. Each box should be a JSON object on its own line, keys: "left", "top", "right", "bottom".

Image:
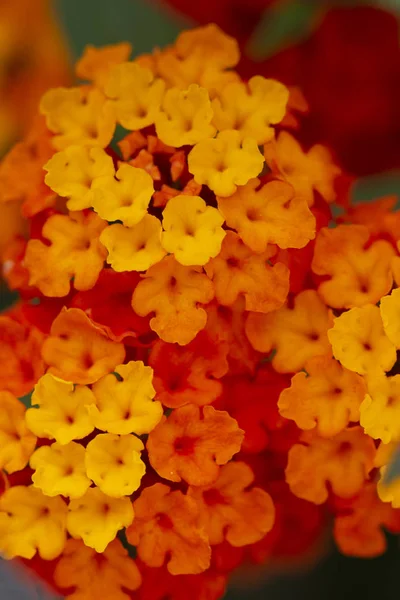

{"left": 1, "top": 21, "right": 400, "bottom": 600}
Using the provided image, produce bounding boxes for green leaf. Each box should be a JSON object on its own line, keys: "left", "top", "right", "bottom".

{"left": 352, "top": 172, "right": 400, "bottom": 205}
{"left": 117, "top": 529, "right": 137, "bottom": 559}
{"left": 54, "top": 0, "right": 188, "bottom": 61}
{"left": 384, "top": 445, "right": 400, "bottom": 485}
{"left": 19, "top": 392, "right": 33, "bottom": 408}
{"left": 247, "top": 0, "right": 322, "bottom": 60}
{"left": 0, "top": 280, "right": 18, "bottom": 312}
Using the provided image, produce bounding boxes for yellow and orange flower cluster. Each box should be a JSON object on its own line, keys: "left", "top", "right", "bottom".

{"left": 1, "top": 22, "right": 400, "bottom": 600}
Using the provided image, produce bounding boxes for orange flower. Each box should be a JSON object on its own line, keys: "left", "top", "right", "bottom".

{"left": 264, "top": 131, "right": 340, "bottom": 206}
{"left": 334, "top": 483, "right": 400, "bottom": 557}
{"left": 24, "top": 211, "right": 107, "bottom": 297}
{"left": 204, "top": 231, "right": 289, "bottom": 313}
{"left": 2, "top": 237, "right": 30, "bottom": 291}
{"left": 0, "top": 117, "right": 53, "bottom": 211}
{"left": 41, "top": 308, "right": 125, "bottom": 384}
{"left": 312, "top": 225, "right": 395, "bottom": 308}
{"left": 131, "top": 255, "right": 214, "bottom": 345}
{"left": 339, "top": 195, "right": 400, "bottom": 243}
{"left": 175, "top": 23, "right": 239, "bottom": 70}
{"left": 204, "top": 298, "right": 261, "bottom": 375}
{"left": 0, "top": 314, "right": 45, "bottom": 396}
{"left": 391, "top": 241, "right": 400, "bottom": 287}
{"left": 285, "top": 427, "right": 376, "bottom": 504}
{"left": 0, "top": 201, "right": 26, "bottom": 260}
{"left": 217, "top": 178, "right": 315, "bottom": 253}
{"left": 117, "top": 130, "right": 147, "bottom": 159}
{"left": 129, "top": 148, "right": 161, "bottom": 180}
{"left": 169, "top": 150, "right": 187, "bottom": 181}
{"left": 280, "top": 86, "right": 309, "bottom": 130}
{"left": 187, "top": 462, "right": 275, "bottom": 546}
{"left": 153, "top": 178, "right": 202, "bottom": 208}
{"left": 149, "top": 331, "right": 229, "bottom": 408}
{"left": 152, "top": 25, "right": 240, "bottom": 93}
{"left": 147, "top": 405, "right": 244, "bottom": 486}
{"left": 76, "top": 42, "right": 132, "bottom": 87}
{"left": 54, "top": 538, "right": 142, "bottom": 599}
{"left": 278, "top": 354, "right": 366, "bottom": 437}
{"left": 126, "top": 483, "right": 211, "bottom": 575}
{"left": 245, "top": 290, "right": 333, "bottom": 373}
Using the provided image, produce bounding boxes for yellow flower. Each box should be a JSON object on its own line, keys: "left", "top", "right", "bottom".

{"left": 89, "top": 361, "right": 163, "bottom": 435}
{"left": 76, "top": 42, "right": 132, "bottom": 88}
{"left": 104, "top": 62, "right": 165, "bottom": 130}
{"left": 67, "top": 487, "right": 134, "bottom": 553}
{"left": 85, "top": 433, "right": 145, "bottom": 497}
{"left": 360, "top": 372, "right": 400, "bottom": 444}
{"left": 380, "top": 287, "right": 400, "bottom": 348}
{"left": 328, "top": 305, "right": 396, "bottom": 375}
{"left": 175, "top": 23, "right": 240, "bottom": 70}
{"left": 378, "top": 470, "right": 400, "bottom": 508}
{"left": 0, "top": 486, "right": 67, "bottom": 560}
{"left": 188, "top": 130, "right": 264, "bottom": 197}
{"left": 0, "top": 391, "right": 36, "bottom": 474}
{"left": 40, "top": 87, "right": 115, "bottom": 150}
{"left": 161, "top": 194, "right": 226, "bottom": 266}
{"left": 155, "top": 84, "right": 216, "bottom": 147}
{"left": 30, "top": 442, "right": 91, "bottom": 499}
{"left": 26, "top": 374, "right": 96, "bottom": 444}
{"left": 44, "top": 145, "right": 114, "bottom": 211}
{"left": 153, "top": 44, "right": 239, "bottom": 97}
{"left": 100, "top": 214, "right": 166, "bottom": 272}
{"left": 92, "top": 163, "right": 154, "bottom": 226}
{"left": 212, "top": 76, "right": 289, "bottom": 144}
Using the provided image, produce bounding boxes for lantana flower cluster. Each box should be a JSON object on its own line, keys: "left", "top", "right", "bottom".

{"left": 1, "top": 23, "right": 400, "bottom": 600}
